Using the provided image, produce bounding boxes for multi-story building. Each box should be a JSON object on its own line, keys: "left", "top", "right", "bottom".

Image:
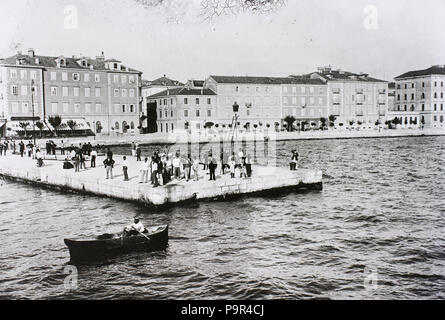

{"left": 147, "top": 86, "right": 217, "bottom": 133}
{"left": 0, "top": 49, "right": 142, "bottom": 137}
{"left": 296, "top": 66, "right": 388, "bottom": 128}
{"left": 204, "top": 75, "right": 284, "bottom": 129}
{"left": 393, "top": 65, "right": 445, "bottom": 129}
{"left": 280, "top": 77, "right": 328, "bottom": 129}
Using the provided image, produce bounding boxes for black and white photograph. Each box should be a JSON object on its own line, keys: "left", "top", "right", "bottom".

{"left": 0, "top": 0, "right": 444, "bottom": 306}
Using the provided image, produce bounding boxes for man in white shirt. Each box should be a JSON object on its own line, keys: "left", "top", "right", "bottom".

{"left": 172, "top": 156, "right": 181, "bottom": 180}
{"left": 122, "top": 156, "right": 129, "bottom": 181}
{"left": 139, "top": 157, "right": 149, "bottom": 183}
{"left": 124, "top": 217, "right": 146, "bottom": 236}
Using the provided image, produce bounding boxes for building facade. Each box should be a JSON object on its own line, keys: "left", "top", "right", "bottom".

{"left": 147, "top": 86, "right": 217, "bottom": 133}
{"left": 393, "top": 65, "right": 445, "bottom": 129}
{"left": 297, "top": 67, "right": 388, "bottom": 128}
{"left": 281, "top": 77, "right": 328, "bottom": 129}
{"left": 0, "top": 49, "right": 142, "bottom": 136}
{"left": 204, "top": 76, "right": 283, "bottom": 130}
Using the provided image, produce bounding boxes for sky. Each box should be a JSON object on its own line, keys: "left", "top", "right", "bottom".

{"left": 1, "top": 0, "right": 444, "bottom": 82}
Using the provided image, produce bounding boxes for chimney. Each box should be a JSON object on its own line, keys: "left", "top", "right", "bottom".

{"left": 28, "top": 48, "right": 35, "bottom": 58}
{"left": 96, "top": 51, "right": 105, "bottom": 61}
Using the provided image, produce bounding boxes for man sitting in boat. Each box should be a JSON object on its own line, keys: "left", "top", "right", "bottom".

{"left": 124, "top": 217, "right": 147, "bottom": 236}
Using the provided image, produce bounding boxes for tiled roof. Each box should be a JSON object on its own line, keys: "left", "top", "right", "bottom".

{"left": 147, "top": 87, "right": 216, "bottom": 99}
{"left": 0, "top": 53, "right": 142, "bottom": 73}
{"left": 301, "top": 69, "right": 387, "bottom": 82}
{"left": 142, "top": 76, "right": 184, "bottom": 87}
{"left": 394, "top": 65, "right": 445, "bottom": 79}
{"left": 209, "top": 75, "right": 325, "bottom": 85}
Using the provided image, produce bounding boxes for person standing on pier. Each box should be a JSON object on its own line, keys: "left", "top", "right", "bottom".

{"left": 103, "top": 157, "right": 115, "bottom": 179}
{"left": 79, "top": 150, "right": 87, "bottom": 170}
{"left": 131, "top": 142, "right": 136, "bottom": 158}
{"left": 151, "top": 156, "right": 159, "bottom": 187}
{"left": 290, "top": 149, "right": 299, "bottom": 171}
{"left": 229, "top": 158, "right": 236, "bottom": 178}
{"left": 184, "top": 154, "right": 192, "bottom": 181}
{"left": 172, "top": 154, "right": 181, "bottom": 180}
{"left": 139, "top": 157, "right": 148, "bottom": 183}
{"left": 91, "top": 149, "right": 97, "bottom": 168}
{"left": 208, "top": 154, "right": 217, "bottom": 181}
{"left": 19, "top": 141, "right": 25, "bottom": 157}
{"left": 73, "top": 152, "right": 80, "bottom": 172}
{"left": 136, "top": 145, "right": 142, "bottom": 161}
{"left": 192, "top": 157, "right": 200, "bottom": 181}
{"left": 60, "top": 140, "right": 65, "bottom": 156}
{"left": 122, "top": 156, "right": 129, "bottom": 181}
{"left": 246, "top": 154, "right": 252, "bottom": 177}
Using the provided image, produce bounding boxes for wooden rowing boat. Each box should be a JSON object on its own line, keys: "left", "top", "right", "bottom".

{"left": 64, "top": 225, "right": 168, "bottom": 264}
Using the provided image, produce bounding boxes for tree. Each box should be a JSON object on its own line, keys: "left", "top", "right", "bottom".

{"left": 328, "top": 115, "right": 337, "bottom": 128}
{"left": 19, "top": 121, "right": 30, "bottom": 137}
{"left": 283, "top": 115, "right": 296, "bottom": 132}
{"left": 320, "top": 117, "right": 327, "bottom": 130}
{"left": 35, "top": 121, "right": 45, "bottom": 138}
{"left": 67, "top": 120, "right": 77, "bottom": 136}
{"left": 48, "top": 115, "right": 62, "bottom": 136}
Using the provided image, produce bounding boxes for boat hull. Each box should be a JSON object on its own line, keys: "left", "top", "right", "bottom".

{"left": 64, "top": 225, "right": 168, "bottom": 264}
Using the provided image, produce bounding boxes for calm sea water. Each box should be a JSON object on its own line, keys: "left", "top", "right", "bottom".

{"left": 0, "top": 136, "right": 444, "bottom": 299}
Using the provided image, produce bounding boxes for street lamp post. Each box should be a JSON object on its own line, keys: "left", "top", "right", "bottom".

{"left": 378, "top": 102, "right": 381, "bottom": 133}
{"left": 231, "top": 102, "right": 239, "bottom": 155}
{"left": 31, "top": 79, "right": 36, "bottom": 145}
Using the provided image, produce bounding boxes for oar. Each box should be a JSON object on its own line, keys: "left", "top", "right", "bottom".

{"left": 134, "top": 228, "right": 151, "bottom": 241}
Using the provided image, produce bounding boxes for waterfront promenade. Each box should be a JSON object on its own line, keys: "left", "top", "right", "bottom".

{"left": 22, "top": 128, "right": 445, "bottom": 149}
{"left": 0, "top": 154, "right": 322, "bottom": 207}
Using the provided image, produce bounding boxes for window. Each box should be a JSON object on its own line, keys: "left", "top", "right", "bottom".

{"left": 21, "top": 85, "right": 28, "bottom": 96}
{"left": 85, "top": 103, "right": 91, "bottom": 113}
{"left": 412, "top": 83, "right": 415, "bottom": 88}
{"left": 171, "top": 110, "right": 173, "bottom": 117}
{"left": 184, "top": 98, "right": 188, "bottom": 105}
{"left": 310, "top": 86, "right": 314, "bottom": 94}
{"left": 310, "top": 97, "right": 315, "bottom": 105}
{"left": 22, "top": 103, "right": 29, "bottom": 113}
{"left": 122, "top": 89, "right": 127, "bottom": 97}
{"left": 129, "top": 89, "right": 135, "bottom": 97}
{"left": 10, "top": 70, "right": 17, "bottom": 79}
{"left": 397, "top": 94, "right": 400, "bottom": 101}
{"left": 301, "top": 87, "right": 306, "bottom": 94}
{"left": 160, "top": 123, "right": 163, "bottom": 132}
{"left": 74, "top": 87, "right": 80, "bottom": 97}
{"left": 63, "top": 103, "right": 69, "bottom": 113}
{"left": 165, "top": 110, "right": 168, "bottom": 118}
{"left": 159, "top": 110, "right": 162, "bottom": 118}
{"left": 20, "top": 70, "right": 27, "bottom": 79}
{"left": 12, "top": 102, "right": 19, "bottom": 113}
{"left": 422, "top": 104, "right": 425, "bottom": 111}
{"left": 235, "top": 86, "right": 239, "bottom": 92}
{"left": 129, "top": 76, "right": 135, "bottom": 84}
{"left": 421, "top": 93, "right": 425, "bottom": 99}
{"left": 11, "top": 85, "right": 18, "bottom": 95}
{"left": 441, "top": 104, "right": 444, "bottom": 111}
{"left": 159, "top": 99, "right": 162, "bottom": 106}
{"left": 84, "top": 73, "right": 90, "bottom": 82}
{"left": 95, "top": 103, "right": 101, "bottom": 113}
{"left": 435, "top": 81, "right": 437, "bottom": 87}
{"left": 404, "top": 105, "right": 407, "bottom": 111}
{"left": 114, "top": 75, "right": 119, "bottom": 83}
{"left": 434, "top": 116, "right": 437, "bottom": 121}
{"left": 121, "top": 75, "right": 127, "bottom": 84}
{"left": 184, "top": 110, "right": 188, "bottom": 117}
{"left": 30, "top": 71, "right": 37, "bottom": 80}
{"left": 196, "top": 109, "right": 200, "bottom": 117}
{"left": 62, "top": 87, "right": 68, "bottom": 97}
{"left": 85, "top": 88, "right": 90, "bottom": 97}
{"left": 164, "top": 99, "right": 167, "bottom": 105}
{"left": 434, "top": 93, "right": 438, "bottom": 99}
{"left": 196, "top": 98, "right": 200, "bottom": 105}
{"left": 62, "top": 72, "right": 68, "bottom": 81}
{"left": 171, "top": 123, "right": 174, "bottom": 131}
{"left": 95, "top": 87, "right": 101, "bottom": 97}
{"left": 114, "top": 89, "right": 119, "bottom": 97}
{"left": 130, "top": 122, "right": 135, "bottom": 129}
{"left": 74, "top": 103, "right": 80, "bottom": 113}
{"left": 51, "top": 103, "right": 58, "bottom": 114}
{"left": 207, "top": 110, "right": 211, "bottom": 117}
{"left": 115, "top": 122, "right": 120, "bottom": 130}
{"left": 51, "top": 87, "right": 58, "bottom": 96}
{"left": 422, "top": 82, "right": 425, "bottom": 87}
{"left": 95, "top": 74, "right": 100, "bottom": 82}
{"left": 130, "top": 105, "right": 134, "bottom": 112}
{"left": 73, "top": 73, "right": 80, "bottom": 81}
{"left": 404, "top": 94, "right": 407, "bottom": 100}
{"left": 434, "top": 104, "right": 437, "bottom": 111}
{"left": 283, "top": 87, "right": 288, "bottom": 93}
{"left": 442, "top": 93, "right": 444, "bottom": 98}
{"left": 207, "top": 98, "right": 211, "bottom": 104}
{"left": 50, "top": 72, "right": 57, "bottom": 81}
{"left": 411, "top": 93, "right": 415, "bottom": 100}
{"left": 122, "top": 104, "right": 126, "bottom": 113}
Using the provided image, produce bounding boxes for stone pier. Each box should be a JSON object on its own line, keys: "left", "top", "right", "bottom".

{"left": 0, "top": 154, "right": 322, "bottom": 207}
